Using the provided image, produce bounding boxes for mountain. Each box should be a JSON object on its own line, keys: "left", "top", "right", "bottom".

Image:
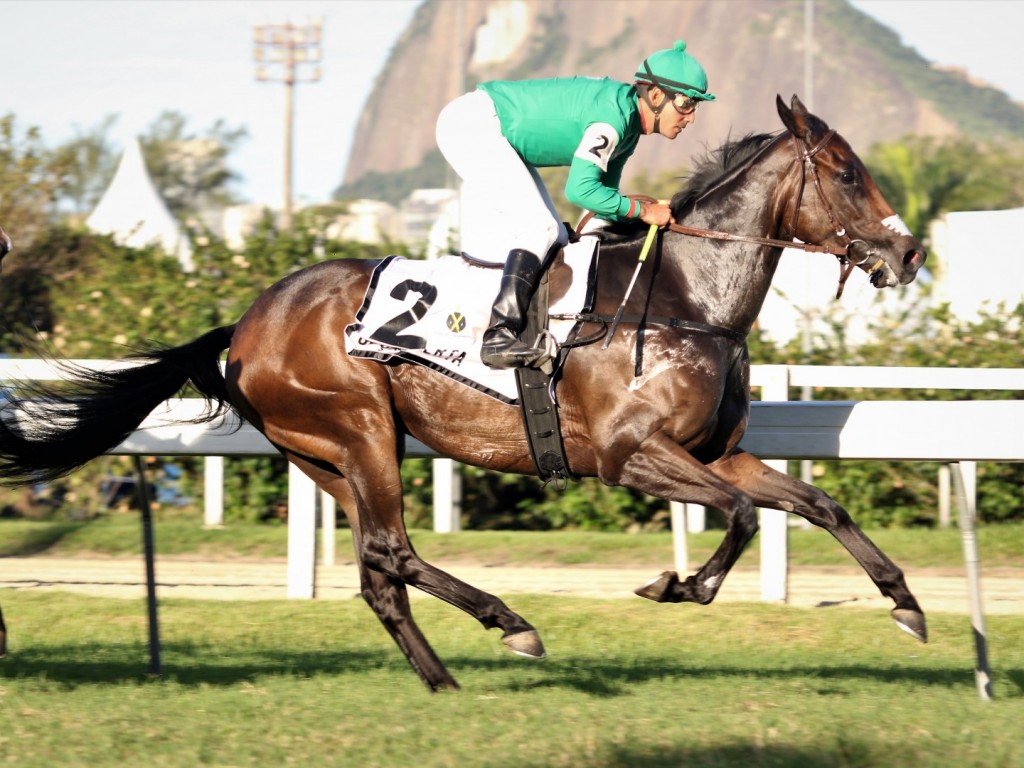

{"left": 337, "top": 0, "right": 1024, "bottom": 204}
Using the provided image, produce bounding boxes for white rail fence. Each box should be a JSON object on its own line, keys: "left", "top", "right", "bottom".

{"left": 2, "top": 360, "right": 1022, "bottom": 604}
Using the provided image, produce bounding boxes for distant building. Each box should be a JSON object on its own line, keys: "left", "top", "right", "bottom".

{"left": 325, "top": 199, "right": 400, "bottom": 245}
{"left": 756, "top": 245, "right": 926, "bottom": 346}
{"left": 220, "top": 194, "right": 446, "bottom": 255}
{"left": 928, "top": 207, "right": 1024, "bottom": 323}
{"left": 220, "top": 203, "right": 273, "bottom": 251}
{"left": 223, "top": 189, "right": 457, "bottom": 257}
{"left": 398, "top": 189, "right": 459, "bottom": 259}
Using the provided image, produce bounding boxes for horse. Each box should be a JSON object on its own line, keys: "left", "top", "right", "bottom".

{"left": 0, "top": 96, "right": 927, "bottom": 690}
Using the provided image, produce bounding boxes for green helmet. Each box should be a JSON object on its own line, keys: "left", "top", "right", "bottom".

{"left": 635, "top": 40, "right": 715, "bottom": 101}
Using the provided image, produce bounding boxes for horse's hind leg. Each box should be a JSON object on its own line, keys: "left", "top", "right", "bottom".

{"left": 286, "top": 456, "right": 459, "bottom": 691}
{"left": 329, "top": 441, "right": 545, "bottom": 660}
{"left": 708, "top": 450, "right": 927, "bottom": 642}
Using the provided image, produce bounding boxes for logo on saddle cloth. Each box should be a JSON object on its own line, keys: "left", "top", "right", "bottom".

{"left": 445, "top": 312, "right": 467, "bottom": 333}
{"left": 344, "top": 239, "right": 597, "bottom": 404}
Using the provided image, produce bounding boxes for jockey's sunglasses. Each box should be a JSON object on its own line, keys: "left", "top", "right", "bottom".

{"left": 670, "top": 93, "right": 700, "bottom": 115}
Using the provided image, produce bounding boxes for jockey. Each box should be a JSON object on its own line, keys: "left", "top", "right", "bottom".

{"left": 435, "top": 40, "right": 714, "bottom": 369}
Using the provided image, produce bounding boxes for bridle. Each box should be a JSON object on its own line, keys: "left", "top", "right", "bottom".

{"left": 642, "top": 128, "right": 887, "bottom": 299}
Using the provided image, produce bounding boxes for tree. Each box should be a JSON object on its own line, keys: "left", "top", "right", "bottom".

{"left": 139, "top": 111, "right": 248, "bottom": 219}
{"left": 865, "top": 136, "right": 1024, "bottom": 249}
{"left": 49, "top": 115, "right": 120, "bottom": 217}
{"left": 0, "top": 114, "right": 66, "bottom": 247}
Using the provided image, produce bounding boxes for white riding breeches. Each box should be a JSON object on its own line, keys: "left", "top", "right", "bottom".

{"left": 435, "top": 90, "right": 568, "bottom": 265}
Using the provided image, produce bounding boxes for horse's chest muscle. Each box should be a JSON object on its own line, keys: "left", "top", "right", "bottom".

{"left": 610, "top": 334, "right": 742, "bottom": 447}
{"left": 625, "top": 335, "right": 726, "bottom": 401}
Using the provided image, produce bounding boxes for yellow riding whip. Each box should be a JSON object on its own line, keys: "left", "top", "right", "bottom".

{"left": 602, "top": 218, "right": 661, "bottom": 350}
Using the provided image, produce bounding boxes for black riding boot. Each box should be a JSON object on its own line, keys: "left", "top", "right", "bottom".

{"left": 480, "top": 248, "right": 547, "bottom": 370}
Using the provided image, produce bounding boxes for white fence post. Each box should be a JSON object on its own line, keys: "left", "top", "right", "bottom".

{"left": 953, "top": 461, "right": 993, "bottom": 701}
{"left": 684, "top": 503, "right": 706, "bottom": 533}
{"left": 938, "top": 464, "right": 952, "bottom": 528}
{"left": 670, "top": 501, "right": 688, "bottom": 573}
{"left": 669, "top": 502, "right": 707, "bottom": 573}
{"left": 286, "top": 464, "right": 317, "bottom": 598}
{"left": 320, "top": 488, "right": 336, "bottom": 567}
{"left": 203, "top": 456, "right": 224, "bottom": 527}
{"left": 432, "top": 458, "right": 462, "bottom": 533}
{"left": 757, "top": 365, "right": 791, "bottom": 603}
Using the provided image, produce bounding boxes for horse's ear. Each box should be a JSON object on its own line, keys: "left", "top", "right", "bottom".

{"left": 777, "top": 94, "right": 809, "bottom": 139}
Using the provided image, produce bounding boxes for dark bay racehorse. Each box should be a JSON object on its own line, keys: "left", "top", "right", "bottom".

{"left": 0, "top": 97, "right": 928, "bottom": 689}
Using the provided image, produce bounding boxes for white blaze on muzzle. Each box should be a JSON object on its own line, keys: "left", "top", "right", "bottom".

{"left": 882, "top": 214, "right": 912, "bottom": 237}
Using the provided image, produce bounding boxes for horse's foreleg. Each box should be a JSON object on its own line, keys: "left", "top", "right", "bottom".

{"left": 708, "top": 450, "right": 927, "bottom": 642}
{"left": 609, "top": 434, "right": 760, "bottom": 605}
{"left": 285, "top": 455, "right": 460, "bottom": 691}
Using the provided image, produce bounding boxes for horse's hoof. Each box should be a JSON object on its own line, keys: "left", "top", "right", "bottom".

{"left": 502, "top": 630, "right": 546, "bottom": 659}
{"left": 635, "top": 571, "right": 679, "bottom": 602}
{"left": 892, "top": 608, "right": 928, "bottom": 643}
{"left": 428, "top": 678, "right": 461, "bottom": 693}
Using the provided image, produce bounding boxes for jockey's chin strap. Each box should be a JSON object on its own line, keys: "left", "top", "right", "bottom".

{"left": 638, "top": 85, "right": 668, "bottom": 134}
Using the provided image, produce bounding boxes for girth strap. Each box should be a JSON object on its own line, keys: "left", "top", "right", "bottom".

{"left": 553, "top": 312, "right": 747, "bottom": 345}
{"left": 666, "top": 221, "right": 848, "bottom": 256}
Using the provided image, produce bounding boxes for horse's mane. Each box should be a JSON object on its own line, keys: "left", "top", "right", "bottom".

{"left": 669, "top": 132, "right": 779, "bottom": 214}
{"left": 597, "top": 132, "right": 780, "bottom": 243}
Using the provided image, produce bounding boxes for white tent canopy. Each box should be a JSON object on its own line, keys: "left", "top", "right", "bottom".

{"left": 86, "top": 138, "right": 193, "bottom": 271}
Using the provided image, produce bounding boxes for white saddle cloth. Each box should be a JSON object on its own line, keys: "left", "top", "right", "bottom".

{"left": 344, "top": 238, "right": 597, "bottom": 403}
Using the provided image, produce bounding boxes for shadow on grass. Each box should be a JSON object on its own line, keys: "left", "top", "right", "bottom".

{"left": 564, "top": 741, "right": 873, "bottom": 768}
{"left": 464, "top": 653, "right": 1024, "bottom": 698}
{"left": 0, "top": 641, "right": 399, "bottom": 688}
{"left": 0, "top": 521, "right": 89, "bottom": 557}
{"left": 2, "top": 640, "right": 1020, "bottom": 700}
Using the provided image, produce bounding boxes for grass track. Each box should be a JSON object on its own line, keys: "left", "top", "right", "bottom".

{"left": 2, "top": 591, "right": 1023, "bottom": 767}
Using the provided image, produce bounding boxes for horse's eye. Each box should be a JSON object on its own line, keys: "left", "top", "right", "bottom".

{"left": 839, "top": 168, "right": 857, "bottom": 185}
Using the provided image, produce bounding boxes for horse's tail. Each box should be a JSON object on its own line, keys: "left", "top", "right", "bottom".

{"left": 0, "top": 325, "right": 236, "bottom": 486}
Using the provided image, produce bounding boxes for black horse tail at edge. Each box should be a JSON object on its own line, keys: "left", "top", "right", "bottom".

{"left": 0, "top": 324, "right": 236, "bottom": 486}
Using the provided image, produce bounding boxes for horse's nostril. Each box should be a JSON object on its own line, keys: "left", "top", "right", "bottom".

{"left": 903, "top": 248, "right": 926, "bottom": 270}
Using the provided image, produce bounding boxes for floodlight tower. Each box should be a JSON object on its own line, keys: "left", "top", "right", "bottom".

{"left": 253, "top": 19, "right": 323, "bottom": 230}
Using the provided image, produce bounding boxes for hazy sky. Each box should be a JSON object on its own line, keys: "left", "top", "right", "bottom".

{"left": 2, "top": 0, "right": 1021, "bottom": 208}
